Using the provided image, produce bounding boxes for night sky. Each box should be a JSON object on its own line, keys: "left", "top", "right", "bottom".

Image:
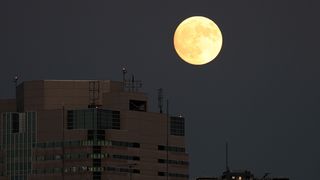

{"left": 1, "top": 1, "right": 320, "bottom": 179}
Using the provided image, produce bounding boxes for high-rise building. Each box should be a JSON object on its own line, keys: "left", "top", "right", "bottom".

{"left": 0, "top": 80, "right": 189, "bottom": 180}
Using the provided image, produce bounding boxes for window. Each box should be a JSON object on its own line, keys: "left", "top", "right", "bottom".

{"left": 170, "top": 116, "right": 185, "bottom": 136}
{"left": 11, "top": 113, "right": 19, "bottom": 133}
{"left": 158, "top": 145, "right": 185, "bottom": 153}
{"left": 88, "top": 130, "right": 105, "bottom": 142}
{"left": 158, "top": 159, "right": 189, "bottom": 165}
{"left": 129, "top": 100, "right": 147, "bottom": 111}
{"left": 67, "top": 111, "right": 73, "bottom": 129}
{"left": 106, "top": 166, "right": 140, "bottom": 174}
{"left": 112, "top": 154, "right": 140, "bottom": 161}
{"left": 93, "top": 171, "right": 101, "bottom": 180}
{"left": 111, "top": 141, "right": 140, "bottom": 148}
{"left": 158, "top": 172, "right": 189, "bottom": 178}
{"left": 67, "top": 109, "right": 120, "bottom": 130}
{"left": 55, "top": 155, "right": 62, "bottom": 160}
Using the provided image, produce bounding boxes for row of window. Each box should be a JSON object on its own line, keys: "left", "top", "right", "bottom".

{"left": 158, "top": 145, "right": 185, "bottom": 152}
{"left": 35, "top": 141, "right": 79, "bottom": 148}
{"left": 2, "top": 112, "right": 36, "bottom": 134}
{"left": 111, "top": 141, "right": 140, "bottom": 148}
{"left": 1, "top": 112, "right": 36, "bottom": 178}
{"left": 158, "top": 171, "right": 189, "bottom": 178}
{"left": 35, "top": 142, "right": 184, "bottom": 154}
{"left": 34, "top": 153, "right": 140, "bottom": 161}
{"left": 33, "top": 154, "right": 186, "bottom": 167}
{"left": 112, "top": 154, "right": 140, "bottom": 161}
{"left": 33, "top": 167, "right": 62, "bottom": 174}
{"left": 35, "top": 140, "right": 140, "bottom": 149}
{"left": 35, "top": 142, "right": 185, "bottom": 154}
{"left": 34, "top": 154, "right": 62, "bottom": 161}
{"left": 1, "top": 162, "right": 32, "bottom": 174}
{"left": 32, "top": 166, "right": 140, "bottom": 174}
{"left": 67, "top": 109, "right": 120, "bottom": 130}
{"left": 1, "top": 175, "right": 27, "bottom": 179}
{"left": 158, "top": 159, "right": 189, "bottom": 165}
{"left": 106, "top": 166, "right": 140, "bottom": 174}
{"left": 2, "top": 168, "right": 187, "bottom": 177}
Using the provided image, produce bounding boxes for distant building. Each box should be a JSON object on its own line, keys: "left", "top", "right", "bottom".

{"left": 195, "top": 141, "right": 289, "bottom": 180}
{"left": 0, "top": 80, "right": 189, "bottom": 180}
{"left": 195, "top": 170, "right": 255, "bottom": 180}
{"left": 221, "top": 170, "right": 254, "bottom": 180}
{"left": 196, "top": 170, "right": 289, "bottom": 180}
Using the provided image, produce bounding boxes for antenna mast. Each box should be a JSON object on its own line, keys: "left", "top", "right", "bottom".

{"left": 226, "top": 142, "right": 230, "bottom": 172}
{"left": 158, "top": 88, "right": 163, "bottom": 113}
{"left": 122, "top": 67, "right": 127, "bottom": 89}
{"left": 122, "top": 68, "right": 143, "bottom": 92}
{"left": 13, "top": 75, "right": 19, "bottom": 111}
{"left": 13, "top": 75, "right": 19, "bottom": 96}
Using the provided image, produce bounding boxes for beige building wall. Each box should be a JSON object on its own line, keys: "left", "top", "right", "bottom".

{"left": 1, "top": 80, "right": 189, "bottom": 180}
{"left": 0, "top": 99, "right": 16, "bottom": 113}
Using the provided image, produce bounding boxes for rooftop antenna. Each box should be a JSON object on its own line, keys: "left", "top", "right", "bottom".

{"left": 226, "top": 142, "right": 230, "bottom": 172}
{"left": 123, "top": 73, "right": 142, "bottom": 92}
{"left": 158, "top": 88, "right": 164, "bottom": 113}
{"left": 122, "top": 67, "right": 127, "bottom": 87}
{"left": 13, "top": 75, "right": 19, "bottom": 111}
{"left": 122, "top": 68, "right": 142, "bottom": 92}
{"left": 131, "top": 74, "right": 135, "bottom": 92}
{"left": 13, "top": 75, "right": 19, "bottom": 87}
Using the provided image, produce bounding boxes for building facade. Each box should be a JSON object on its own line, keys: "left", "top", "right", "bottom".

{"left": 0, "top": 80, "right": 189, "bottom": 180}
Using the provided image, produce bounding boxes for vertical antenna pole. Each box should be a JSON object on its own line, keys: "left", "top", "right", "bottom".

{"left": 226, "top": 142, "right": 230, "bottom": 172}
{"left": 122, "top": 67, "right": 127, "bottom": 91}
{"left": 131, "top": 75, "right": 134, "bottom": 92}
{"left": 13, "top": 75, "right": 19, "bottom": 111}
{"left": 14, "top": 75, "right": 18, "bottom": 90}
{"left": 158, "top": 88, "right": 163, "bottom": 114}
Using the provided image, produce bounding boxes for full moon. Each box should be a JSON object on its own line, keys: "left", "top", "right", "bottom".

{"left": 173, "top": 16, "right": 223, "bottom": 65}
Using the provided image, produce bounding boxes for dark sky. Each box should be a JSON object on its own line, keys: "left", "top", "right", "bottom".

{"left": 1, "top": 0, "right": 320, "bottom": 179}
